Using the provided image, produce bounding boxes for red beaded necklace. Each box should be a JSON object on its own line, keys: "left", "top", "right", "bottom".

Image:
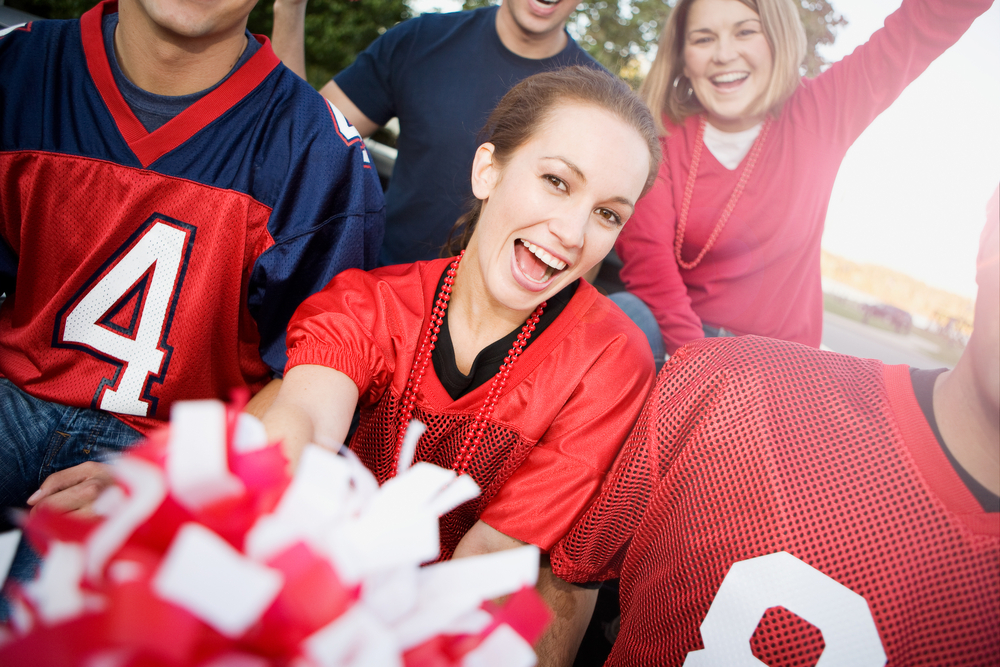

{"left": 674, "top": 114, "right": 771, "bottom": 270}
{"left": 392, "top": 250, "right": 546, "bottom": 476}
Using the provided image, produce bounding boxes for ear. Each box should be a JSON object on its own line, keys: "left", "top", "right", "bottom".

{"left": 470, "top": 143, "right": 499, "bottom": 200}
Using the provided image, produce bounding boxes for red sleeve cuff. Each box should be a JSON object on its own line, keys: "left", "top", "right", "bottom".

{"left": 285, "top": 345, "right": 372, "bottom": 393}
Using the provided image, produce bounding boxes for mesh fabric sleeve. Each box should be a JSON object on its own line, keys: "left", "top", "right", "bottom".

{"left": 548, "top": 339, "right": 741, "bottom": 582}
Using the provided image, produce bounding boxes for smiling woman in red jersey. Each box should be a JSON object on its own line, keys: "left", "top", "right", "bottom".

{"left": 611, "top": 0, "right": 994, "bottom": 362}
{"left": 260, "top": 66, "right": 660, "bottom": 667}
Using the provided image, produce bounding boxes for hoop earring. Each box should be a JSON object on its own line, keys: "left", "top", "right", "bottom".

{"left": 672, "top": 75, "right": 694, "bottom": 104}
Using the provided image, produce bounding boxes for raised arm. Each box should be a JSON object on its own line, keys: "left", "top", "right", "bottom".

{"left": 271, "top": 0, "right": 308, "bottom": 78}
{"left": 271, "top": 0, "right": 381, "bottom": 137}
{"left": 791, "top": 0, "right": 995, "bottom": 148}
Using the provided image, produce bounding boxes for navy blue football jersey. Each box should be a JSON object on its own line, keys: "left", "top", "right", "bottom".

{"left": 0, "top": 0, "right": 385, "bottom": 433}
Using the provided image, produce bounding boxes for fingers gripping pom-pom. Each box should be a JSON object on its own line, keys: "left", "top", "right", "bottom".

{"left": 0, "top": 399, "right": 551, "bottom": 667}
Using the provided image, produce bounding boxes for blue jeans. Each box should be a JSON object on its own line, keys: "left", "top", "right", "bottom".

{"left": 0, "top": 378, "right": 142, "bottom": 509}
{"left": 0, "top": 378, "right": 142, "bottom": 612}
{"left": 609, "top": 292, "right": 667, "bottom": 373}
{"left": 702, "top": 323, "right": 737, "bottom": 338}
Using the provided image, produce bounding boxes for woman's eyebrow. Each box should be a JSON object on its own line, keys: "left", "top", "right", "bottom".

{"left": 611, "top": 196, "right": 635, "bottom": 215}
{"left": 545, "top": 156, "right": 586, "bottom": 183}
{"left": 688, "top": 18, "right": 761, "bottom": 37}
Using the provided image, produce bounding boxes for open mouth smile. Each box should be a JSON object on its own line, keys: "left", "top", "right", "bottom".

{"left": 710, "top": 71, "right": 749, "bottom": 90}
{"left": 514, "top": 238, "right": 568, "bottom": 286}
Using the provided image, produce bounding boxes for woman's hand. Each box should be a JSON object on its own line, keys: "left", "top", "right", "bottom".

{"left": 259, "top": 364, "right": 360, "bottom": 471}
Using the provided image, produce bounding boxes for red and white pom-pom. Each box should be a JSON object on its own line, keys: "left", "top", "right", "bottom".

{"left": 0, "top": 398, "right": 550, "bottom": 667}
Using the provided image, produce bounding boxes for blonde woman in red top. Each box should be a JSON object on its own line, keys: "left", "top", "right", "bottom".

{"left": 614, "top": 0, "right": 993, "bottom": 362}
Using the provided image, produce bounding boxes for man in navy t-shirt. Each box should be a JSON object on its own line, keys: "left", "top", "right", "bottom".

{"left": 271, "top": 0, "right": 602, "bottom": 265}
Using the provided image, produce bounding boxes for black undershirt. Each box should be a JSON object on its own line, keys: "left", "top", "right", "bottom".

{"left": 909, "top": 367, "right": 999, "bottom": 513}
{"left": 432, "top": 274, "right": 578, "bottom": 400}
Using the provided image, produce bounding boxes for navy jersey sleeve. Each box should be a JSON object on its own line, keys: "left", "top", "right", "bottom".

{"left": 0, "top": 23, "right": 31, "bottom": 299}
{"left": 333, "top": 17, "right": 421, "bottom": 127}
{"left": 248, "top": 77, "right": 385, "bottom": 375}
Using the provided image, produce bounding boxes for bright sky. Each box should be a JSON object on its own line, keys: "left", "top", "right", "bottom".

{"left": 411, "top": 0, "right": 1000, "bottom": 298}
{"left": 818, "top": 0, "right": 1000, "bottom": 299}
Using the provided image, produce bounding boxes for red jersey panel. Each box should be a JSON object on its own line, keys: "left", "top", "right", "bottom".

{"left": 0, "top": 152, "right": 272, "bottom": 430}
{"left": 1, "top": 2, "right": 384, "bottom": 436}
{"left": 551, "top": 336, "right": 999, "bottom": 665}
{"left": 285, "top": 258, "right": 655, "bottom": 559}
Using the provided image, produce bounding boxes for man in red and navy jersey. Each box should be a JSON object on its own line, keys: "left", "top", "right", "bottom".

{"left": 550, "top": 189, "right": 1000, "bottom": 665}
{"left": 0, "top": 0, "right": 384, "bottom": 516}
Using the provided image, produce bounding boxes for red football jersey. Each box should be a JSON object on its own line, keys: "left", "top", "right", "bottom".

{"left": 552, "top": 336, "right": 999, "bottom": 666}
{"left": 0, "top": 1, "right": 383, "bottom": 434}
{"left": 285, "top": 258, "right": 655, "bottom": 559}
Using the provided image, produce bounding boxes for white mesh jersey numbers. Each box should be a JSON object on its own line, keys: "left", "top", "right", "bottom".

{"left": 685, "top": 551, "right": 886, "bottom": 667}
{"left": 60, "top": 219, "right": 192, "bottom": 417}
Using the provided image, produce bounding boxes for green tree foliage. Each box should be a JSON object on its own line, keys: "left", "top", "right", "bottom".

{"left": 798, "top": 0, "right": 846, "bottom": 76}
{"left": 463, "top": 0, "right": 845, "bottom": 82}
{"left": 245, "top": 0, "right": 410, "bottom": 89}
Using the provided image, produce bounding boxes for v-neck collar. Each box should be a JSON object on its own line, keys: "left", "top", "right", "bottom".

{"left": 80, "top": 0, "right": 280, "bottom": 168}
{"left": 414, "top": 259, "right": 599, "bottom": 411}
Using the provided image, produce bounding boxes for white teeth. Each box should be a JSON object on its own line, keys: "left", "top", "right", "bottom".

{"left": 521, "top": 240, "right": 567, "bottom": 271}
{"left": 712, "top": 72, "right": 748, "bottom": 84}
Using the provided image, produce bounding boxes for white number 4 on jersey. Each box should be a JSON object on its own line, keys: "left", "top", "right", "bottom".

{"left": 55, "top": 216, "right": 195, "bottom": 417}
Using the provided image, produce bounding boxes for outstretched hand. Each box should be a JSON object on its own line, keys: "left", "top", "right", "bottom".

{"left": 26, "top": 461, "right": 116, "bottom": 519}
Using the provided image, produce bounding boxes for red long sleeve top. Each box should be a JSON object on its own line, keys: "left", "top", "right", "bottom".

{"left": 616, "top": 0, "right": 992, "bottom": 354}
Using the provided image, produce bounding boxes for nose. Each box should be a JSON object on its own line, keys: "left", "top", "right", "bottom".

{"left": 548, "top": 207, "right": 587, "bottom": 250}
{"left": 712, "top": 35, "right": 737, "bottom": 64}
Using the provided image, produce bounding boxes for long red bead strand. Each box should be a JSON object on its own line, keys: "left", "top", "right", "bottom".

{"left": 674, "top": 115, "right": 771, "bottom": 271}
{"left": 392, "top": 250, "right": 546, "bottom": 476}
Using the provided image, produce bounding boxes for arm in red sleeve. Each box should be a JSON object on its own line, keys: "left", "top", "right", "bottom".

{"left": 284, "top": 267, "right": 406, "bottom": 403}
{"left": 791, "top": 0, "right": 994, "bottom": 149}
{"left": 616, "top": 156, "right": 705, "bottom": 355}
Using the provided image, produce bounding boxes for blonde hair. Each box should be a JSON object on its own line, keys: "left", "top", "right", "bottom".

{"left": 641, "top": 0, "right": 806, "bottom": 135}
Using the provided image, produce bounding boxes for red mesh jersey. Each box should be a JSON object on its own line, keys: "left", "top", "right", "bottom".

{"left": 551, "top": 336, "right": 999, "bottom": 666}
{"left": 286, "top": 259, "right": 654, "bottom": 560}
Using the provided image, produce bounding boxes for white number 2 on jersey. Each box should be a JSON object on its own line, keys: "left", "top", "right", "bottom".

{"left": 56, "top": 217, "right": 195, "bottom": 417}
{"left": 685, "top": 551, "right": 886, "bottom": 666}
